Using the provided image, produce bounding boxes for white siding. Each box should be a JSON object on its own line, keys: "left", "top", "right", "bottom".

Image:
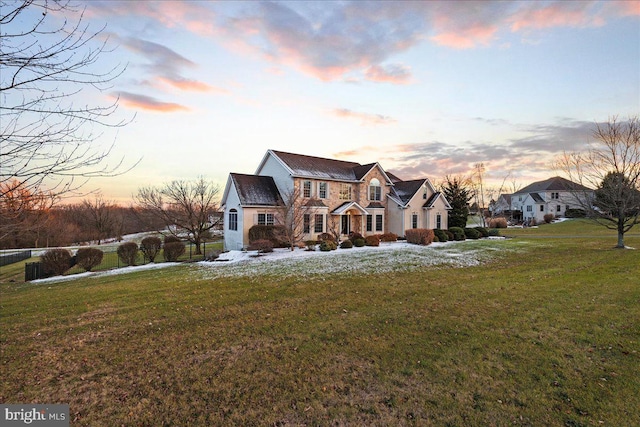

{"left": 223, "top": 184, "right": 244, "bottom": 251}
{"left": 256, "top": 154, "right": 294, "bottom": 196}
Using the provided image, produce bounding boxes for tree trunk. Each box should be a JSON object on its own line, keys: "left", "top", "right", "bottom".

{"left": 194, "top": 237, "right": 202, "bottom": 255}
{"left": 616, "top": 211, "right": 625, "bottom": 249}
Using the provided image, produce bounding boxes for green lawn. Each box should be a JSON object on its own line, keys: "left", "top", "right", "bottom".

{"left": 1, "top": 224, "right": 639, "bottom": 426}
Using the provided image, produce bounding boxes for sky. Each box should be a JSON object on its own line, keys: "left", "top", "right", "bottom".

{"left": 9, "top": 1, "right": 640, "bottom": 204}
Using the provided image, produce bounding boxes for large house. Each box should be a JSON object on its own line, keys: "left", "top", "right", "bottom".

{"left": 221, "top": 150, "right": 451, "bottom": 250}
{"left": 505, "top": 176, "right": 593, "bottom": 223}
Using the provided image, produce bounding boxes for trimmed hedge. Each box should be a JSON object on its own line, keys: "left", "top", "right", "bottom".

{"left": 164, "top": 235, "right": 181, "bottom": 244}
{"left": 463, "top": 228, "right": 481, "bottom": 239}
{"left": 433, "top": 229, "right": 448, "bottom": 242}
{"left": 140, "top": 236, "right": 162, "bottom": 262}
{"left": 352, "top": 237, "right": 366, "bottom": 247}
{"left": 319, "top": 240, "right": 337, "bottom": 251}
{"left": 448, "top": 227, "right": 466, "bottom": 241}
{"left": 544, "top": 213, "right": 554, "bottom": 223}
{"left": 117, "top": 242, "right": 139, "bottom": 266}
{"left": 487, "top": 217, "right": 508, "bottom": 228}
{"left": 248, "top": 225, "right": 285, "bottom": 246}
{"left": 163, "top": 241, "right": 185, "bottom": 262}
{"left": 405, "top": 228, "right": 435, "bottom": 245}
{"left": 76, "top": 247, "right": 104, "bottom": 272}
{"left": 365, "top": 235, "right": 380, "bottom": 247}
{"left": 474, "top": 227, "right": 489, "bottom": 238}
{"left": 340, "top": 240, "right": 353, "bottom": 249}
{"left": 41, "top": 249, "right": 72, "bottom": 276}
{"left": 379, "top": 232, "right": 398, "bottom": 242}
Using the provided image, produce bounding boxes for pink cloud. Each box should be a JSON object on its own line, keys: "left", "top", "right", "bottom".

{"left": 431, "top": 24, "right": 499, "bottom": 49}
{"left": 331, "top": 108, "right": 397, "bottom": 126}
{"left": 365, "top": 64, "right": 412, "bottom": 84}
{"left": 510, "top": 3, "right": 605, "bottom": 31}
{"left": 114, "top": 92, "right": 189, "bottom": 113}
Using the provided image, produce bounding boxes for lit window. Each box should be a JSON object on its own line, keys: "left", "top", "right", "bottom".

{"left": 228, "top": 209, "right": 238, "bottom": 231}
{"left": 369, "top": 178, "right": 381, "bottom": 201}
{"left": 340, "top": 184, "right": 352, "bottom": 200}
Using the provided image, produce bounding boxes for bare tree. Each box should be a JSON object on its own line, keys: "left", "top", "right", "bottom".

{"left": 80, "top": 194, "right": 116, "bottom": 245}
{"left": 135, "top": 177, "right": 221, "bottom": 255}
{"left": 557, "top": 115, "right": 640, "bottom": 248}
{"left": 275, "top": 186, "right": 307, "bottom": 251}
{"left": 0, "top": 0, "right": 134, "bottom": 199}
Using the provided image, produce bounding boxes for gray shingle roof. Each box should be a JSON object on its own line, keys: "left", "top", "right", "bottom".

{"left": 391, "top": 179, "right": 425, "bottom": 205}
{"left": 271, "top": 150, "right": 369, "bottom": 181}
{"left": 230, "top": 173, "right": 283, "bottom": 206}
{"left": 515, "top": 176, "right": 592, "bottom": 194}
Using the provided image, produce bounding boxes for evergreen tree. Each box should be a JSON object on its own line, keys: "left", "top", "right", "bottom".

{"left": 441, "top": 176, "right": 473, "bottom": 228}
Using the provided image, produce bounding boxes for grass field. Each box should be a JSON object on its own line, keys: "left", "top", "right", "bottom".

{"left": 1, "top": 221, "right": 639, "bottom": 426}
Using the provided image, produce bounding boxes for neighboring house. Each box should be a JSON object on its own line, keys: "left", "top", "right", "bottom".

{"left": 221, "top": 150, "right": 451, "bottom": 250}
{"left": 489, "top": 194, "right": 512, "bottom": 217}
{"left": 509, "top": 176, "right": 593, "bottom": 223}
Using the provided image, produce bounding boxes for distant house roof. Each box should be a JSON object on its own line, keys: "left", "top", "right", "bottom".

{"left": 498, "top": 194, "right": 512, "bottom": 205}
{"left": 515, "top": 176, "right": 592, "bottom": 194}
{"left": 229, "top": 173, "right": 283, "bottom": 206}
{"left": 529, "top": 192, "right": 545, "bottom": 203}
{"left": 265, "top": 150, "right": 393, "bottom": 184}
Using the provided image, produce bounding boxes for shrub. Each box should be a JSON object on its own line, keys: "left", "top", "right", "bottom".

{"left": 379, "top": 232, "right": 398, "bottom": 242}
{"left": 140, "top": 236, "right": 162, "bottom": 262}
{"left": 348, "top": 232, "right": 363, "bottom": 241}
{"left": 117, "top": 242, "right": 139, "bottom": 266}
{"left": 163, "top": 241, "right": 186, "bottom": 262}
{"left": 41, "top": 249, "right": 72, "bottom": 277}
{"left": 247, "top": 239, "right": 274, "bottom": 253}
{"left": 248, "top": 225, "right": 286, "bottom": 246}
{"left": 405, "top": 228, "right": 435, "bottom": 245}
{"left": 448, "top": 227, "right": 466, "bottom": 241}
{"left": 488, "top": 228, "right": 501, "bottom": 237}
{"left": 433, "top": 235, "right": 439, "bottom": 242}
{"left": 474, "top": 226, "right": 489, "bottom": 238}
{"left": 433, "top": 229, "right": 448, "bottom": 242}
{"left": 305, "top": 240, "right": 317, "bottom": 251}
{"left": 353, "top": 237, "right": 366, "bottom": 247}
{"left": 319, "top": 240, "right": 337, "bottom": 251}
{"left": 340, "top": 240, "right": 353, "bottom": 249}
{"left": 463, "top": 228, "right": 481, "bottom": 239}
{"left": 543, "top": 213, "right": 554, "bottom": 224}
{"left": 487, "top": 217, "right": 508, "bottom": 228}
{"left": 565, "top": 208, "right": 586, "bottom": 218}
{"left": 444, "top": 230, "right": 455, "bottom": 241}
{"left": 365, "top": 235, "right": 380, "bottom": 247}
{"left": 164, "top": 235, "right": 180, "bottom": 245}
{"left": 75, "top": 248, "right": 104, "bottom": 272}
{"left": 318, "top": 233, "right": 333, "bottom": 241}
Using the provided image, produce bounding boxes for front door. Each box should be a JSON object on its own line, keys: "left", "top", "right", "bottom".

{"left": 341, "top": 215, "right": 350, "bottom": 235}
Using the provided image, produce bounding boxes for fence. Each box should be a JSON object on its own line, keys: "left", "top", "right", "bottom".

{"left": 24, "top": 241, "right": 220, "bottom": 281}
{"left": 1, "top": 250, "right": 32, "bottom": 267}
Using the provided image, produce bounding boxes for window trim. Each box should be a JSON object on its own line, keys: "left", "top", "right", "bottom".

{"left": 314, "top": 214, "right": 324, "bottom": 233}
{"left": 318, "top": 182, "right": 328, "bottom": 199}
{"left": 303, "top": 180, "right": 312, "bottom": 198}
{"left": 228, "top": 209, "right": 238, "bottom": 231}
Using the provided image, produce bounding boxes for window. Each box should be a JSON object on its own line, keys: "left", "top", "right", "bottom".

{"left": 303, "top": 180, "right": 312, "bottom": 198}
{"left": 369, "top": 178, "right": 381, "bottom": 201}
{"left": 318, "top": 182, "right": 327, "bottom": 199}
{"left": 303, "top": 214, "right": 310, "bottom": 233}
{"left": 228, "top": 209, "right": 238, "bottom": 231}
{"left": 556, "top": 205, "right": 561, "bottom": 212}
{"left": 540, "top": 205, "right": 544, "bottom": 212}
{"left": 411, "top": 213, "right": 418, "bottom": 229}
{"left": 375, "top": 214, "right": 383, "bottom": 232}
{"left": 314, "top": 214, "right": 324, "bottom": 233}
{"left": 436, "top": 213, "right": 442, "bottom": 229}
{"left": 366, "top": 215, "right": 373, "bottom": 232}
{"left": 339, "top": 183, "right": 352, "bottom": 200}
{"left": 526, "top": 205, "right": 532, "bottom": 212}
{"left": 551, "top": 192, "right": 559, "bottom": 199}
{"left": 258, "top": 213, "right": 274, "bottom": 225}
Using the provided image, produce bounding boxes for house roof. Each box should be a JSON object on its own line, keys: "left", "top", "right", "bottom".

{"left": 390, "top": 179, "right": 426, "bottom": 205}
{"left": 229, "top": 173, "right": 283, "bottom": 206}
{"left": 331, "top": 201, "right": 369, "bottom": 215}
{"left": 515, "top": 176, "right": 592, "bottom": 194}
{"left": 264, "top": 150, "right": 394, "bottom": 184}
{"left": 529, "top": 192, "right": 545, "bottom": 203}
{"left": 304, "top": 198, "right": 328, "bottom": 208}
{"left": 498, "top": 194, "right": 512, "bottom": 204}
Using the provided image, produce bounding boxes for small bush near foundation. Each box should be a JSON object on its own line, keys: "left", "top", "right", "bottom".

{"left": 433, "top": 229, "right": 448, "bottom": 242}
{"left": 41, "top": 249, "right": 73, "bottom": 276}
{"left": 544, "top": 214, "right": 554, "bottom": 224}
{"left": 75, "top": 248, "right": 104, "bottom": 272}
{"left": 365, "top": 235, "right": 380, "bottom": 247}
{"left": 488, "top": 228, "right": 501, "bottom": 237}
{"left": 353, "top": 238, "right": 366, "bottom": 247}
{"left": 449, "top": 227, "right": 466, "bottom": 241}
{"left": 305, "top": 240, "right": 317, "bottom": 251}
{"left": 474, "top": 227, "right": 489, "bottom": 238}
{"left": 141, "top": 236, "right": 162, "bottom": 262}
{"left": 340, "top": 240, "right": 353, "bottom": 249}
{"left": 348, "top": 232, "right": 363, "bottom": 241}
{"left": 463, "top": 228, "right": 481, "bottom": 239}
{"left": 319, "top": 240, "right": 337, "bottom": 251}
{"left": 405, "top": 228, "right": 435, "bottom": 245}
{"left": 248, "top": 239, "right": 274, "bottom": 253}
{"left": 380, "top": 232, "right": 398, "bottom": 242}
{"left": 444, "top": 230, "right": 454, "bottom": 241}
{"left": 117, "top": 242, "right": 139, "bottom": 266}
{"left": 487, "top": 217, "right": 508, "bottom": 228}
{"left": 163, "top": 241, "right": 186, "bottom": 261}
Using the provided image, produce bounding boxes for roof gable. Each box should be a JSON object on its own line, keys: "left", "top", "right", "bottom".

{"left": 229, "top": 173, "right": 283, "bottom": 206}
{"left": 391, "top": 179, "right": 427, "bottom": 205}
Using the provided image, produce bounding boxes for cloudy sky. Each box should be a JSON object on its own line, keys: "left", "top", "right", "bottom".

{"left": 12, "top": 1, "right": 640, "bottom": 202}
